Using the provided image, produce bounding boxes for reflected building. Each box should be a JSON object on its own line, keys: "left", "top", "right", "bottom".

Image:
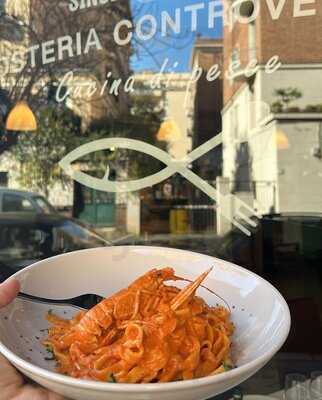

{"left": 133, "top": 71, "right": 193, "bottom": 234}
{"left": 0, "top": 0, "right": 132, "bottom": 218}
{"left": 217, "top": 0, "right": 322, "bottom": 234}
{"left": 134, "top": 71, "right": 193, "bottom": 160}
{"left": 188, "top": 37, "right": 223, "bottom": 232}
{"left": 0, "top": 0, "right": 132, "bottom": 129}
{"left": 190, "top": 37, "right": 223, "bottom": 179}
{"left": 29, "top": 0, "right": 132, "bottom": 129}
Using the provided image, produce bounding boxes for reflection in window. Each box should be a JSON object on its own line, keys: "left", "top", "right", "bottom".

{"left": 0, "top": 221, "right": 108, "bottom": 263}
{"left": 2, "top": 194, "right": 34, "bottom": 212}
{"left": 32, "top": 196, "right": 55, "bottom": 214}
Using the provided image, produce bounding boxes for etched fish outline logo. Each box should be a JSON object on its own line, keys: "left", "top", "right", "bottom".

{"left": 59, "top": 134, "right": 260, "bottom": 236}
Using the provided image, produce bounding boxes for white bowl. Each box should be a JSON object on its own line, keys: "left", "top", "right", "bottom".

{"left": 0, "top": 246, "right": 291, "bottom": 400}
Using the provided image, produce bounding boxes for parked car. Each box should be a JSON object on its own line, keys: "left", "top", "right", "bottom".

{"left": 0, "top": 213, "right": 111, "bottom": 282}
{"left": 0, "top": 188, "right": 56, "bottom": 214}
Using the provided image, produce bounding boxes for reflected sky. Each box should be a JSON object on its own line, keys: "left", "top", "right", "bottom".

{"left": 130, "top": 0, "right": 223, "bottom": 72}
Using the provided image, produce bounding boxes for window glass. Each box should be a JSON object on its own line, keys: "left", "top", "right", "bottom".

{"left": 1, "top": 0, "right": 322, "bottom": 395}
{"left": 0, "top": 225, "right": 48, "bottom": 272}
{"left": 0, "top": 221, "right": 108, "bottom": 270}
{"left": 56, "top": 220, "right": 108, "bottom": 249}
{"left": 2, "top": 194, "right": 34, "bottom": 212}
{"left": 32, "top": 196, "right": 55, "bottom": 214}
{"left": 0, "top": 172, "right": 8, "bottom": 186}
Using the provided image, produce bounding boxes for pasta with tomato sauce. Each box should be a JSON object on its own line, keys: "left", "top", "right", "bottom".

{"left": 44, "top": 267, "right": 234, "bottom": 383}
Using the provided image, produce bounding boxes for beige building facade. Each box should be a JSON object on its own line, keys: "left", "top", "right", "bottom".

{"left": 134, "top": 72, "right": 193, "bottom": 160}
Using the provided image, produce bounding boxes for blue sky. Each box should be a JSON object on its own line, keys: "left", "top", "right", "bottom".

{"left": 130, "top": 0, "right": 223, "bottom": 72}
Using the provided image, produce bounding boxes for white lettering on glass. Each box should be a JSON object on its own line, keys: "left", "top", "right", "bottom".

{"left": 265, "top": 0, "right": 286, "bottom": 20}
{"left": 265, "top": 55, "right": 282, "bottom": 74}
{"left": 184, "top": 3, "right": 205, "bottom": 32}
{"left": 114, "top": 20, "right": 133, "bottom": 46}
{"left": 161, "top": 9, "right": 181, "bottom": 36}
{"left": 294, "top": 0, "right": 316, "bottom": 17}
{"left": 68, "top": 0, "right": 116, "bottom": 12}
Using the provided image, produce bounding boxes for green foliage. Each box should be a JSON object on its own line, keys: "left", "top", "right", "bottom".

{"left": 10, "top": 92, "right": 165, "bottom": 197}
{"left": 89, "top": 92, "right": 163, "bottom": 144}
{"left": 223, "top": 361, "right": 234, "bottom": 371}
{"left": 271, "top": 101, "right": 283, "bottom": 113}
{"left": 11, "top": 106, "right": 82, "bottom": 197}
{"left": 87, "top": 92, "right": 165, "bottom": 181}
{"left": 305, "top": 104, "right": 322, "bottom": 113}
{"left": 107, "top": 373, "right": 117, "bottom": 383}
{"left": 274, "top": 87, "right": 302, "bottom": 110}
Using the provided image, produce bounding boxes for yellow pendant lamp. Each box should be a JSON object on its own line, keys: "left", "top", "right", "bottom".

{"left": 6, "top": 101, "right": 37, "bottom": 131}
{"left": 275, "top": 129, "right": 289, "bottom": 150}
{"left": 157, "top": 119, "right": 182, "bottom": 143}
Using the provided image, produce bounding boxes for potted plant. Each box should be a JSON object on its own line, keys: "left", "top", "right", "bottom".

{"left": 272, "top": 87, "right": 302, "bottom": 112}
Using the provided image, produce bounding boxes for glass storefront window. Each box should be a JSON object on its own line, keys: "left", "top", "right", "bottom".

{"left": 0, "top": 0, "right": 322, "bottom": 398}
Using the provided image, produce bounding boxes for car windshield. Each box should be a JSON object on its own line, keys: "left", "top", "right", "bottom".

{"left": 55, "top": 220, "right": 110, "bottom": 251}
{"left": 32, "top": 196, "right": 56, "bottom": 214}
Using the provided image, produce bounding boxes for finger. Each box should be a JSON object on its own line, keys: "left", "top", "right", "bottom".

{"left": 0, "top": 354, "right": 66, "bottom": 400}
{"left": 11, "top": 384, "right": 66, "bottom": 400}
{"left": 48, "top": 391, "right": 66, "bottom": 400}
{"left": 0, "top": 353, "right": 24, "bottom": 396}
{"left": 0, "top": 279, "right": 20, "bottom": 308}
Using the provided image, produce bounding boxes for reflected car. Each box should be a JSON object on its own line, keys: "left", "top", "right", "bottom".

{"left": 0, "top": 213, "right": 111, "bottom": 282}
{"left": 0, "top": 189, "right": 56, "bottom": 214}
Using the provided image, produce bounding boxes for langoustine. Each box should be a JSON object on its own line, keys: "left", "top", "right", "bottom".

{"left": 44, "top": 267, "right": 234, "bottom": 383}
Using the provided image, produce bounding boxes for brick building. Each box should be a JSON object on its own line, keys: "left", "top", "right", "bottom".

{"left": 217, "top": 0, "right": 322, "bottom": 234}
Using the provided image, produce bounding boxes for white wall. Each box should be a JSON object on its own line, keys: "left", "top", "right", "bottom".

{"left": 258, "top": 65, "right": 322, "bottom": 117}
{"left": 222, "top": 85, "right": 251, "bottom": 180}
{"left": 126, "top": 195, "right": 141, "bottom": 235}
{"left": 248, "top": 121, "right": 278, "bottom": 213}
{"left": 222, "top": 64, "right": 322, "bottom": 221}
{"left": 0, "top": 153, "right": 20, "bottom": 187}
{"left": 0, "top": 153, "right": 73, "bottom": 207}
{"left": 276, "top": 120, "right": 322, "bottom": 213}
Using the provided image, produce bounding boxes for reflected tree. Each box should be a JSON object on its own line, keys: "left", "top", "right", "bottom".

{"left": 10, "top": 106, "right": 81, "bottom": 197}
{"left": 0, "top": 0, "right": 195, "bottom": 155}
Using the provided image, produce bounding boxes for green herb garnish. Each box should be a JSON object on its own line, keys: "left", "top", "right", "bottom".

{"left": 44, "top": 355, "right": 56, "bottom": 361}
{"left": 108, "top": 373, "right": 117, "bottom": 383}
{"left": 44, "top": 344, "right": 55, "bottom": 361}
{"left": 223, "top": 361, "right": 233, "bottom": 371}
{"left": 45, "top": 345, "right": 54, "bottom": 354}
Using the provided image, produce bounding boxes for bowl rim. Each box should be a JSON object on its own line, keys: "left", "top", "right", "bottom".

{"left": 0, "top": 246, "right": 291, "bottom": 393}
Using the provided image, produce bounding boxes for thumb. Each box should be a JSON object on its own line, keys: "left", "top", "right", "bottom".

{"left": 0, "top": 279, "right": 20, "bottom": 308}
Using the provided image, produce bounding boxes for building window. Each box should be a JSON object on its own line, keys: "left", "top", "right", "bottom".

{"left": 231, "top": 48, "right": 240, "bottom": 68}
{"left": 0, "top": 172, "right": 8, "bottom": 187}
{"left": 232, "top": 104, "right": 239, "bottom": 139}
{"left": 2, "top": 194, "right": 34, "bottom": 212}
